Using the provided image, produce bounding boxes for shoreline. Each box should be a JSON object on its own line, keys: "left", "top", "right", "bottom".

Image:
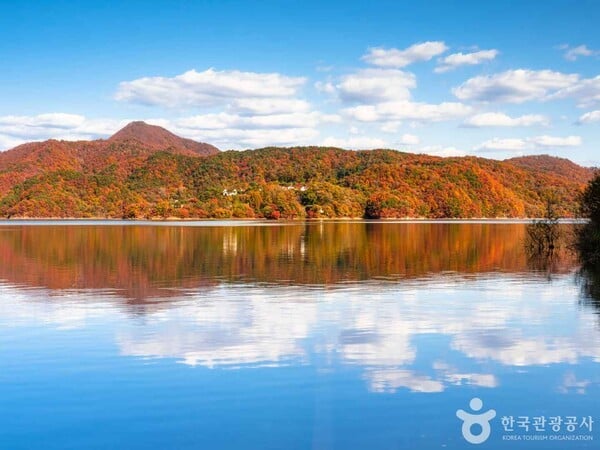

{"left": 0, "top": 217, "right": 589, "bottom": 226}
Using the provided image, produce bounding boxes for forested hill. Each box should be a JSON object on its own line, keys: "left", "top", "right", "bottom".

{"left": 0, "top": 122, "right": 594, "bottom": 219}
{"left": 505, "top": 154, "right": 594, "bottom": 182}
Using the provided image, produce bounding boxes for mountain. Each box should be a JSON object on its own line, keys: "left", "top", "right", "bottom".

{"left": 0, "top": 124, "right": 593, "bottom": 219}
{"left": 0, "top": 122, "right": 218, "bottom": 199}
{"left": 108, "top": 121, "right": 219, "bottom": 156}
{"left": 505, "top": 154, "right": 595, "bottom": 182}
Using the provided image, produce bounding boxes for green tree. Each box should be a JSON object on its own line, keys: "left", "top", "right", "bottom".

{"left": 576, "top": 172, "right": 600, "bottom": 266}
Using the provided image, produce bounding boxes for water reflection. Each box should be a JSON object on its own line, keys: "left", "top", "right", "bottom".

{"left": 0, "top": 223, "right": 598, "bottom": 449}
{"left": 0, "top": 223, "right": 578, "bottom": 301}
{"left": 2, "top": 275, "right": 598, "bottom": 394}
{"left": 578, "top": 266, "right": 600, "bottom": 312}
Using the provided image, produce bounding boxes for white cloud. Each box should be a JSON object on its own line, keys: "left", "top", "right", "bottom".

{"left": 476, "top": 138, "right": 529, "bottom": 152}
{"left": 549, "top": 75, "right": 600, "bottom": 107}
{"left": 415, "top": 145, "right": 466, "bottom": 157}
{"left": 115, "top": 68, "right": 307, "bottom": 111}
{"left": 0, "top": 134, "right": 24, "bottom": 151}
{"left": 314, "top": 81, "right": 336, "bottom": 94}
{"left": 323, "top": 63, "right": 470, "bottom": 125}
{"left": 476, "top": 135, "right": 582, "bottom": 152}
{"left": 321, "top": 136, "right": 389, "bottom": 149}
{"left": 169, "top": 111, "right": 343, "bottom": 148}
{"left": 362, "top": 41, "right": 448, "bottom": 68}
{"left": 175, "top": 111, "right": 339, "bottom": 131}
{"left": 453, "top": 69, "right": 578, "bottom": 103}
{"left": 463, "top": 112, "right": 549, "bottom": 127}
{"left": 398, "top": 133, "right": 420, "bottom": 145}
{"left": 0, "top": 114, "right": 128, "bottom": 150}
{"left": 110, "top": 67, "right": 354, "bottom": 149}
{"left": 328, "top": 130, "right": 418, "bottom": 149}
{"left": 563, "top": 44, "right": 597, "bottom": 61}
{"left": 2, "top": 62, "right": 346, "bottom": 151}
{"left": 176, "top": 126, "right": 319, "bottom": 149}
{"left": 379, "top": 121, "right": 402, "bottom": 133}
{"left": 435, "top": 49, "right": 499, "bottom": 73}
{"left": 0, "top": 113, "right": 86, "bottom": 129}
{"left": 455, "top": 69, "right": 600, "bottom": 107}
{"left": 343, "top": 100, "right": 472, "bottom": 123}
{"left": 577, "top": 110, "right": 600, "bottom": 124}
{"left": 335, "top": 69, "right": 416, "bottom": 103}
{"left": 529, "top": 135, "right": 582, "bottom": 147}
{"left": 0, "top": 111, "right": 329, "bottom": 151}
{"left": 231, "top": 98, "right": 311, "bottom": 115}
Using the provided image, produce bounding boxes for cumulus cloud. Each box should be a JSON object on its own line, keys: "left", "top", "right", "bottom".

{"left": 397, "top": 133, "right": 420, "bottom": 145}
{"left": 167, "top": 110, "right": 343, "bottom": 148}
{"left": 577, "top": 110, "right": 600, "bottom": 124}
{"left": 463, "top": 112, "right": 549, "bottom": 127}
{"left": 362, "top": 41, "right": 448, "bottom": 68}
{"left": 168, "top": 112, "right": 342, "bottom": 148}
{"left": 314, "top": 81, "right": 336, "bottom": 94}
{"left": 453, "top": 69, "right": 579, "bottom": 103}
{"left": 0, "top": 113, "right": 86, "bottom": 129}
{"left": 335, "top": 69, "right": 416, "bottom": 103}
{"left": 435, "top": 49, "right": 499, "bottom": 73}
{"left": 343, "top": 100, "right": 472, "bottom": 123}
{"left": 111, "top": 67, "right": 355, "bottom": 148}
{"left": 231, "top": 98, "right": 311, "bottom": 115}
{"left": 529, "top": 135, "right": 582, "bottom": 147}
{"left": 379, "top": 121, "right": 402, "bottom": 133}
{"left": 0, "top": 114, "right": 128, "bottom": 150}
{"left": 476, "top": 135, "right": 582, "bottom": 152}
{"left": 169, "top": 120, "right": 320, "bottom": 149}
{"left": 115, "top": 68, "right": 307, "bottom": 112}
{"left": 415, "top": 145, "right": 466, "bottom": 157}
{"left": 208, "top": 128, "right": 319, "bottom": 148}
{"left": 475, "top": 138, "right": 528, "bottom": 152}
{"left": 549, "top": 75, "right": 600, "bottom": 107}
{"left": 317, "top": 59, "right": 472, "bottom": 126}
{"left": 321, "top": 136, "right": 389, "bottom": 149}
{"left": 0, "top": 111, "right": 328, "bottom": 151}
{"left": 562, "top": 44, "right": 597, "bottom": 61}
{"left": 315, "top": 56, "right": 471, "bottom": 126}
{"left": 175, "top": 111, "right": 339, "bottom": 131}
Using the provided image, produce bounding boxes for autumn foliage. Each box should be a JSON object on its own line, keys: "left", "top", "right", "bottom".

{"left": 0, "top": 122, "right": 593, "bottom": 219}
{"left": 0, "top": 222, "right": 579, "bottom": 300}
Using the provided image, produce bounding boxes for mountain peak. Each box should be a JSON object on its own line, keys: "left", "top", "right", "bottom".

{"left": 109, "top": 121, "right": 167, "bottom": 141}
{"left": 108, "top": 121, "right": 219, "bottom": 156}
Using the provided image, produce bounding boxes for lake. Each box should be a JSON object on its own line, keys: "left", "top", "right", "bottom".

{"left": 0, "top": 222, "right": 597, "bottom": 449}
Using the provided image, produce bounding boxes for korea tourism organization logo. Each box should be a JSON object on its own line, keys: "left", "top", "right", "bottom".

{"left": 456, "top": 397, "right": 496, "bottom": 444}
{"left": 456, "top": 397, "right": 594, "bottom": 445}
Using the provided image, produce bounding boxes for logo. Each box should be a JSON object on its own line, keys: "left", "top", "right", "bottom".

{"left": 457, "top": 397, "right": 497, "bottom": 444}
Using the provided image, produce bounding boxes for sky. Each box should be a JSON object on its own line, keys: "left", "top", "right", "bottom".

{"left": 0, "top": 0, "right": 599, "bottom": 165}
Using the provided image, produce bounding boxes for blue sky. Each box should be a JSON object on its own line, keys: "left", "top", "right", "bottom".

{"left": 0, "top": 0, "right": 599, "bottom": 164}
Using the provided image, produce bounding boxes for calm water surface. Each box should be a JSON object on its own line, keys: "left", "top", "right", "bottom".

{"left": 0, "top": 222, "right": 597, "bottom": 449}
